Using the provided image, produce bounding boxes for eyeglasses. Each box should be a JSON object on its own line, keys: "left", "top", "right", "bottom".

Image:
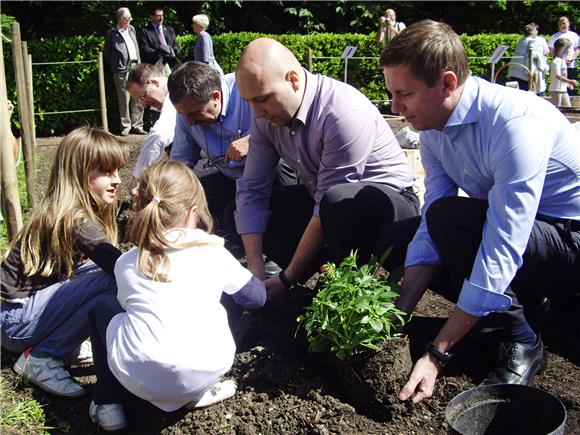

{"left": 123, "top": 16, "right": 132, "bottom": 21}
{"left": 136, "top": 83, "right": 151, "bottom": 105}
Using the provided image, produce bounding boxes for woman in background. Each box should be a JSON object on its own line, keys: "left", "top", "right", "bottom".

{"left": 191, "top": 14, "right": 224, "bottom": 76}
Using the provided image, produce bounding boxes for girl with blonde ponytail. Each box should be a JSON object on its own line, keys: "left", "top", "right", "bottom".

{"left": 88, "top": 160, "right": 266, "bottom": 431}
{"left": 1, "top": 127, "right": 126, "bottom": 399}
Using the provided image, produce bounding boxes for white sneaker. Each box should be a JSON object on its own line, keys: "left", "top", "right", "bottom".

{"left": 13, "top": 350, "right": 85, "bottom": 398}
{"left": 89, "top": 401, "right": 128, "bottom": 432}
{"left": 63, "top": 340, "right": 93, "bottom": 366}
{"left": 185, "top": 379, "right": 237, "bottom": 410}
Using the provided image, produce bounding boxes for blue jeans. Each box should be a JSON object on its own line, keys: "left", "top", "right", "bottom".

{"left": 1, "top": 263, "right": 117, "bottom": 358}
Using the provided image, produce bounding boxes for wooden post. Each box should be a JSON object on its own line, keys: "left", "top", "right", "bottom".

{"left": 1, "top": 37, "right": 24, "bottom": 239}
{"left": 98, "top": 52, "right": 108, "bottom": 131}
{"left": 22, "top": 41, "right": 36, "bottom": 149}
{"left": 306, "top": 48, "right": 312, "bottom": 72}
{"left": 11, "top": 22, "right": 36, "bottom": 209}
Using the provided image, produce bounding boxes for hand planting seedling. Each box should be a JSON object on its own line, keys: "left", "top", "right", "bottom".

{"left": 297, "top": 250, "right": 410, "bottom": 360}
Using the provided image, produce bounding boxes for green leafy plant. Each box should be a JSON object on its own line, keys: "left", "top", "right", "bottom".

{"left": 297, "top": 250, "right": 409, "bottom": 360}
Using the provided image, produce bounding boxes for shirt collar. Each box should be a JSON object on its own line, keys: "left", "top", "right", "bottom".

{"left": 444, "top": 75, "right": 479, "bottom": 128}
{"left": 292, "top": 69, "right": 318, "bottom": 127}
{"left": 219, "top": 75, "right": 233, "bottom": 119}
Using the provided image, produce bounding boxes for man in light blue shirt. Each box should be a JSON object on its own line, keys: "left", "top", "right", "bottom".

{"left": 168, "top": 61, "right": 252, "bottom": 250}
{"left": 377, "top": 20, "right": 580, "bottom": 404}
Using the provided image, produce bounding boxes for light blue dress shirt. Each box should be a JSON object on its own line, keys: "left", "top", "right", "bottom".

{"left": 170, "top": 73, "right": 252, "bottom": 180}
{"left": 406, "top": 76, "right": 580, "bottom": 317}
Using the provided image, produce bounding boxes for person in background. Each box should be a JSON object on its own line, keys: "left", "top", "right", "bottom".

{"left": 506, "top": 22, "right": 549, "bottom": 95}
{"left": 1, "top": 127, "right": 126, "bottom": 398}
{"left": 139, "top": 6, "right": 180, "bottom": 75}
{"left": 126, "top": 64, "right": 177, "bottom": 195}
{"left": 376, "top": 8, "right": 406, "bottom": 46}
{"left": 549, "top": 16, "right": 579, "bottom": 96}
{"left": 87, "top": 160, "right": 266, "bottom": 432}
{"left": 549, "top": 38, "right": 578, "bottom": 107}
{"left": 104, "top": 7, "right": 146, "bottom": 136}
{"left": 191, "top": 14, "right": 224, "bottom": 76}
{"left": 377, "top": 19, "right": 579, "bottom": 404}
{"left": 234, "top": 38, "right": 418, "bottom": 302}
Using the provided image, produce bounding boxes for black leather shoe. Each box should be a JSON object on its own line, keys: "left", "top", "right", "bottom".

{"left": 480, "top": 336, "right": 547, "bottom": 386}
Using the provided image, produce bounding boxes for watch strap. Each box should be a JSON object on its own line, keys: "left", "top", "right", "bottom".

{"left": 278, "top": 270, "right": 296, "bottom": 290}
{"left": 425, "top": 342, "right": 452, "bottom": 366}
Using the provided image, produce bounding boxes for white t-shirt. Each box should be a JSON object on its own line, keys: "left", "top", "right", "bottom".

{"left": 549, "top": 30, "right": 579, "bottom": 68}
{"left": 549, "top": 57, "right": 568, "bottom": 92}
{"left": 107, "top": 228, "right": 263, "bottom": 411}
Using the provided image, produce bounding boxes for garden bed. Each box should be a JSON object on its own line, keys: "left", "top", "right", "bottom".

{"left": 1, "top": 121, "right": 578, "bottom": 434}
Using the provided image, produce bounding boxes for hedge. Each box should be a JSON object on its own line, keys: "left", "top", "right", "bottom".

{"left": 4, "top": 31, "right": 560, "bottom": 137}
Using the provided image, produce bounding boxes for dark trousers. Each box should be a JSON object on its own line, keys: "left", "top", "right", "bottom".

{"left": 569, "top": 67, "right": 578, "bottom": 96}
{"left": 247, "top": 181, "right": 420, "bottom": 281}
{"left": 200, "top": 171, "right": 237, "bottom": 241}
{"left": 89, "top": 294, "right": 126, "bottom": 404}
{"left": 374, "top": 196, "right": 580, "bottom": 332}
{"left": 320, "top": 182, "right": 420, "bottom": 265}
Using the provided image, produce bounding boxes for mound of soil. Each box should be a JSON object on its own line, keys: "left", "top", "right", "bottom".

{"left": 2, "top": 123, "right": 579, "bottom": 434}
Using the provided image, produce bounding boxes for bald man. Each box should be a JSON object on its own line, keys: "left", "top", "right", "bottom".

{"left": 234, "top": 38, "right": 419, "bottom": 301}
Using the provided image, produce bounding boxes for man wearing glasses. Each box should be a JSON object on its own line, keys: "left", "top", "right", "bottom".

{"left": 104, "top": 7, "right": 146, "bottom": 136}
{"left": 127, "top": 64, "right": 177, "bottom": 196}
{"left": 168, "top": 62, "right": 294, "bottom": 270}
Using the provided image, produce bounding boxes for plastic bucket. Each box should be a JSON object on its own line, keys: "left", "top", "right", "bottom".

{"left": 445, "top": 384, "right": 566, "bottom": 435}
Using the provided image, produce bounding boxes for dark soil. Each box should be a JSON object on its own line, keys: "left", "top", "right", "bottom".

{"left": 2, "top": 119, "right": 579, "bottom": 434}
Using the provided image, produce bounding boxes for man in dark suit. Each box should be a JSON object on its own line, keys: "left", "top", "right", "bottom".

{"left": 104, "top": 7, "right": 145, "bottom": 136}
{"left": 139, "top": 6, "right": 179, "bottom": 72}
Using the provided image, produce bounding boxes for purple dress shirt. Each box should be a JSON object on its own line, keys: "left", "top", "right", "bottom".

{"left": 235, "top": 69, "right": 414, "bottom": 234}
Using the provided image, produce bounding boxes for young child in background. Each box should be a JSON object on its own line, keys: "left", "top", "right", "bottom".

{"left": 549, "top": 38, "right": 578, "bottom": 107}
{"left": 1, "top": 127, "right": 126, "bottom": 398}
{"left": 88, "top": 159, "right": 266, "bottom": 432}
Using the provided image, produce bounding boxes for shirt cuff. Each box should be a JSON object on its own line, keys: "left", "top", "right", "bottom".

{"left": 457, "top": 279, "right": 513, "bottom": 317}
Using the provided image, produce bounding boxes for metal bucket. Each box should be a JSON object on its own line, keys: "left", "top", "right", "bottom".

{"left": 446, "top": 384, "right": 566, "bottom": 435}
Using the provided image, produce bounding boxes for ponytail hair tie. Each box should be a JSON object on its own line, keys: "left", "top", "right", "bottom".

{"left": 153, "top": 196, "right": 161, "bottom": 204}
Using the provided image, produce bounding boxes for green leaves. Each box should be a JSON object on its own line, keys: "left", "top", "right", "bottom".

{"left": 297, "top": 250, "right": 410, "bottom": 360}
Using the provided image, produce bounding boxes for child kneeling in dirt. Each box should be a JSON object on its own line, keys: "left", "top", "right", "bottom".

{"left": 88, "top": 159, "right": 266, "bottom": 432}
{"left": 1, "top": 127, "right": 126, "bottom": 398}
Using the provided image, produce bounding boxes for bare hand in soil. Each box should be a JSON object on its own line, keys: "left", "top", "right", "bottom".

{"left": 398, "top": 353, "right": 440, "bottom": 404}
{"left": 264, "top": 276, "right": 287, "bottom": 303}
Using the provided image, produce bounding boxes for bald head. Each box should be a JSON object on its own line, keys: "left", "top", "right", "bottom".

{"left": 236, "top": 38, "right": 306, "bottom": 127}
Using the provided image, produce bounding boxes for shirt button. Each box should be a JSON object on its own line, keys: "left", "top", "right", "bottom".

{"left": 297, "top": 159, "right": 301, "bottom": 163}
{"left": 291, "top": 130, "right": 296, "bottom": 136}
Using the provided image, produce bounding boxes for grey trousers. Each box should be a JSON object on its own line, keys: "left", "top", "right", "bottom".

{"left": 112, "top": 70, "right": 143, "bottom": 131}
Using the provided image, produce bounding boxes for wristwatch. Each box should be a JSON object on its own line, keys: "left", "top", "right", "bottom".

{"left": 425, "top": 343, "right": 452, "bottom": 367}
{"left": 278, "top": 270, "right": 297, "bottom": 290}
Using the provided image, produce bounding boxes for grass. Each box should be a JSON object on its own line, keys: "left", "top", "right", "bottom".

{"left": 0, "top": 156, "right": 32, "bottom": 255}
{"left": 0, "top": 376, "right": 51, "bottom": 435}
